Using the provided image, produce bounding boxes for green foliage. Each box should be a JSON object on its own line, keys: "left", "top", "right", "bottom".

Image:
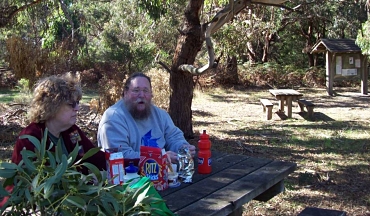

{"left": 15, "top": 78, "right": 29, "bottom": 93}
{"left": 80, "top": 0, "right": 167, "bottom": 72}
{"left": 0, "top": 128, "right": 166, "bottom": 215}
{"left": 13, "top": 78, "right": 32, "bottom": 103}
{"left": 1, "top": 0, "right": 369, "bottom": 88}
{"left": 41, "top": 10, "right": 68, "bottom": 49}
{"left": 356, "top": 21, "right": 370, "bottom": 55}
{"left": 137, "top": 0, "right": 173, "bottom": 21}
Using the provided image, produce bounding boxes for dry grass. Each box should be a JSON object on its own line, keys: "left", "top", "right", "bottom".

{"left": 1, "top": 85, "right": 369, "bottom": 215}
{"left": 189, "top": 86, "right": 370, "bottom": 216}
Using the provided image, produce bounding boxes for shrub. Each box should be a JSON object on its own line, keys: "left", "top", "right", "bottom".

{"left": 147, "top": 68, "right": 170, "bottom": 110}
{"left": 0, "top": 129, "right": 167, "bottom": 215}
{"left": 13, "top": 78, "right": 32, "bottom": 104}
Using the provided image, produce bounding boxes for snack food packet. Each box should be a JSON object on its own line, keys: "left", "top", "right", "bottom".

{"left": 177, "top": 146, "right": 194, "bottom": 183}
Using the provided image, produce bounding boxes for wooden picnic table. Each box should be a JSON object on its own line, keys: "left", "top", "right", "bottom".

{"left": 269, "top": 89, "right": 303, "bottom": 118}
{"left": 159, "top": 151, "right": 297, "bottom": 216}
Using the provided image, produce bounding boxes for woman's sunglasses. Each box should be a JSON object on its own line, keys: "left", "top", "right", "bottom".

{"left": 68, "top": 101, "right": 80, "bottom": 108}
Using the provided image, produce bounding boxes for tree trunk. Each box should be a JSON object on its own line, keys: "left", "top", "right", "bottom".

{"left": 262, "top": 32, "right": 279, "bottom": 63}
{"left": 225, "top": 55, "right": 238, "bottom": 84}
{"left": 313, "top": 54, "right": 318, "bottom": 67}
{"left": 301, "top": 22, "right": 315, "bottom": 67}
{"left": 246, "top": 41, "right": 258, "bottom": 64}
{"left": 262, "top": 33, "right": 270, "bottom": 62}
{"left": 307, "top": 53, "right": 314, "bottom": 67}
{"left": 304, "top": 37, "right": 315, "bottom": 67}
{"left": 169, "top": 0, "right": 204, "bottom": 138}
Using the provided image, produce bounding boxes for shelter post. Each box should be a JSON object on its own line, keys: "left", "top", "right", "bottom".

{"left": 326, "top": 51, "right": 334, "bottom": 96}
{"left": 361, "top": 56, "right": 368, "bottom": 95}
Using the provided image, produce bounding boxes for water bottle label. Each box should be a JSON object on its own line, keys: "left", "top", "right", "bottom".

{"left": 198, "top": 157, "right": 204, "bottom": 165}
{"left": 199, "top": 157, "right": 211, "bottom": 166}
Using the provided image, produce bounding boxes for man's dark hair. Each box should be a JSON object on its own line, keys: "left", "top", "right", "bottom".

{"left": 122, "top": 72, "right": 152, "bottom": 96}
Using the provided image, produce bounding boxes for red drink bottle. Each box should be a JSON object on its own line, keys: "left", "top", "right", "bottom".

{"left": 198, "top": 130, "right": 212, "bottom": 174}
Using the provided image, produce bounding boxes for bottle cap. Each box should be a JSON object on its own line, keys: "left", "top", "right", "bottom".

{"left": 125, "top": 162, "right": 139, "bottom": 173}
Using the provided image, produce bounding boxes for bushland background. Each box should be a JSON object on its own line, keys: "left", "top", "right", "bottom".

{"left": 1, "top": 0, "right": 370, "bottom": 215}
{"left": 1, "top": 67, "right": 369, "bottom": 215}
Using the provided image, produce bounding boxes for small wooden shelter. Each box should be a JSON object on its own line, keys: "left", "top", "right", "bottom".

{"left": 311, "top": 38, "right": 368, "bottom": 95}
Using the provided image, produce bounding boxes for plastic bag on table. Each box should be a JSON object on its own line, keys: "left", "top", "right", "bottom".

{"left": 177, "top": 146, "right": 194, "bottom": 183}
{"left": 120, "top": 176, "right": 175, "bottom": 216}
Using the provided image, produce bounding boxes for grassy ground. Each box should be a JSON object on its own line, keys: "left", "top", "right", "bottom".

{"left": 0, "top": 88, "right": 25, "bottom": 103}
{"left": 189, "top": 86, "right": 370, "bottom": 216}
{"left": 1, "top": 86, "right": 369, "bottom": 215}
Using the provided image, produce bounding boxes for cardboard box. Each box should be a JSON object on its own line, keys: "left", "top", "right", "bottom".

{"left": 139, "top": 146, "right": 168, "bottom": 191}
{"left": 105, "top": 149, "right": 125, "bottom": 185}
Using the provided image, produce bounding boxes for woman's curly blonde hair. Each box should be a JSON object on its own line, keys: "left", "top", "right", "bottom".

{"left": 28, "top": 73, "right": 82, "bottom": 123}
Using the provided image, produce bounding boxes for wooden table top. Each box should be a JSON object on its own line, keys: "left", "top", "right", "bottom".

{"left": 269, "top": 89, "right": 303, "bottom": 97}
{"left": 160, "top": 151, "right": 297, "bottom": 216}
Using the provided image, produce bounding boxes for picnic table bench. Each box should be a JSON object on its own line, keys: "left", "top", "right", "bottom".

{"left": 297, "top": 99, "right": 315, "bottom": 119}
{"left": 160, "top": 151, "right": 297, "bottom": 216}
{"left": 260, "top": 99, "right": 274, "bottom": 120}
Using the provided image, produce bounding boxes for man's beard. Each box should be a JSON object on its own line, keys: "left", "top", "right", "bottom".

{"left": 125, "top": 100, "right": 151, "bottom": 120}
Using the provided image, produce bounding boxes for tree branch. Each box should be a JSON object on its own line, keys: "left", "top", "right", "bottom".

{"left": 59, "top": 0, "right": 75, "bottom": 41}
{"left": 157, "top": 61, "right": 172, "bottom": 74}
{"left": 0, "top": 0, "right": 43, "bottom": 28}
{"left": 178, "top": 0, "right": 291, "bottom": 75}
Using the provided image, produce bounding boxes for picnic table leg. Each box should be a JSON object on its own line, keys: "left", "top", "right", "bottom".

{"left": 254, "top": 180, "right": 285, "bottom": 201}
{"left": 287, "top": 97, "right": 293, "bottom": 118}
{"left": 279, "top": 99, "right": 284, "bottom": 113}
{"left": 227, "top": 207, "right": 243, "bottom": 216}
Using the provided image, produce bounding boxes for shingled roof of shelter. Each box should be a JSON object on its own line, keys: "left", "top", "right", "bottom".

{"left": 311, "top": 38, "right": 362, "bottom": 54}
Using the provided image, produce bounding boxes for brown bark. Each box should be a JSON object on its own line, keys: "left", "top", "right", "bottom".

{"left": 262, "top": 32, "right": 280, "bottom": 62}
{"left": 169, "top": 0, "right": 204, "bottom": 138}
{"left": 307, "top": 53, "right": 314, "bottom": 67}
{"left": 246, "top": 41, "right": 258, "bottom": 64}
{"left": 301, "top": 22, "right": 315, "bottom": 67}
{"left": 262, "top": 33, "right": 270, "bottom": 62}
{"left": 226, "top": 55, "right": 238, "bottom": 84}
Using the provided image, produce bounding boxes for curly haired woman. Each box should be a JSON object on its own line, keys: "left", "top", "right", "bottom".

{"left": 11, "top": 73, "right": 106, "bottom": 171}
{"left": 0, "top": 73, "right": 106, "bottom": 208}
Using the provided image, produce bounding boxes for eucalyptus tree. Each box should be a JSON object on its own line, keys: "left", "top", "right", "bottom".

{"left": 210, "top": 3, "right": 293, "bottom": 65}
{"left": 0, "top": 0, "right": 43, "bottom": 28}
{"left": 356, "top": 0, "right": 370, "bottom": 55}
{"left": 163, "top": 0, "right": 366, "bottom": 136}
{"left": 0, "top": 0, "right": 291, "bottom": 138}
{"left": 163, "top": 0, "right": 290, "bottom": 137}
{"left": 79, "top": 0, "right": 184, "bottom": 72}
{"left": 279, "top": 0, "right": 367, "bottom": 67}
{"left": 1, "top": 0, "right": 89, "bottom": 82}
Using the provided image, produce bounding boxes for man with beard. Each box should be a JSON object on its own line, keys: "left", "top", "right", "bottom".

{"left": 97, "top": 72, "right": 195, "bottom": 163}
